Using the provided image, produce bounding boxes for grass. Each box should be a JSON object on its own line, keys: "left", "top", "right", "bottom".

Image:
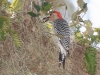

{"left": 84, "top": 47, "right": 96, "bottom": 75}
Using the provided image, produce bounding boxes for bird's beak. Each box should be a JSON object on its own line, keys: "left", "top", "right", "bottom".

{"left": 43, "top": 16, "right": 50, "bottom": 22}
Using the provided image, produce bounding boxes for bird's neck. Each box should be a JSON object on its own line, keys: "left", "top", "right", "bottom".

{"left": 53, "top": 18, "right": 63, "bottom": 22}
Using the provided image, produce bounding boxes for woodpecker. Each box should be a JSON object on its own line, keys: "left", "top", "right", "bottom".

{"left": 44, "top": 11, "right": 70, "bottom": 69}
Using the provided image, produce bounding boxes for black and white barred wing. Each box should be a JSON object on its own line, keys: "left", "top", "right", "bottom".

{"left": 54, "top": 19, "right": 70, "bottom": 52}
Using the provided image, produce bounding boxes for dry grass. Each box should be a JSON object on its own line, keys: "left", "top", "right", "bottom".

{"left": 0, "top": 17, "right": 90, "bottom": 75}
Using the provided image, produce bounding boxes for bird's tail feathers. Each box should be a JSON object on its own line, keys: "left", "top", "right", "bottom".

{"left": 58, "top": 52, "right": 66, "bottom": 69}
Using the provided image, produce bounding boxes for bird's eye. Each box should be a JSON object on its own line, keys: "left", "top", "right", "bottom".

{"left": 50, "top": 13, "right": 52, "bottom": 16}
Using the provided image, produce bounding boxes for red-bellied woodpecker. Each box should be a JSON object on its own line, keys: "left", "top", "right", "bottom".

{"left": 44, "top": 11, "right": 70, "bottom": 69}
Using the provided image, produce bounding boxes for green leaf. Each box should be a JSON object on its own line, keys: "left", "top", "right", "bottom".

{"left": 84, "top": 20, "right": 94, "bottom": 35}
{"left": 0, "top": 16, "right": 10, "bottom": 29}
{"left": 42, "top": 1, "right": 49, "bottom": 6}
{"left": 0, "top": 16, "right": 6, "bottom": 29}
{"left": 94, "top": 28, "right": 100, "bottom": 34}
{"left": 42, "top": 2, "right": 52, "bottom": 11}
{"left": 34, "top": 4, "right": 40, "bottom": 12}
{"left": 84, "top": 47, "right": 96, "bottom": 75}
{"left": 0, "top": 30, "right": 6, "bottom": 41}
{"left": 76, "top": 32, "right": 82, "bottom": 38}
{"left": 0, "top": 19, "right": 4, "bottom": 29}
{"left": 89, "top": 35, "right": 96, "bottom": 43}
{"left": 9, "top": 30, "right": 22, "bottom": 48}
{"left": 84, "top": 20, "right": 92, "bottom": 27}
{"left": 10, "top": 0, "right": 23, "bottom": 12}
{"left": 27, "top": 12, "right": 39, "bottom": 17}
{"left": 71, "top": 10, "right": 82, "bottom": 22}
{"left": 65, "top": 5, "right": 67, "bottom": 10}
{"left": 77, "top": 0, "right": 85, "bottom": 9}
{"left": 83, "top": 3, "right": 87, "bottom": 8}
{"left": 75, "top": 31, "right": 83, "bottom": 42}
{"left": 0, "top": 0, "right": 3, "bottom": 6}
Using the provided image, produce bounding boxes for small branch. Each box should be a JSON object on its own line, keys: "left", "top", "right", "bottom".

{"left": 64, "top": 7, "right": 66, "bottom": 18}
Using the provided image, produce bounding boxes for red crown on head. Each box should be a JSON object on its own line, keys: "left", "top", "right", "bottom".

{"left": 52, "top": 11, "right": 63, "bottom": 19}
